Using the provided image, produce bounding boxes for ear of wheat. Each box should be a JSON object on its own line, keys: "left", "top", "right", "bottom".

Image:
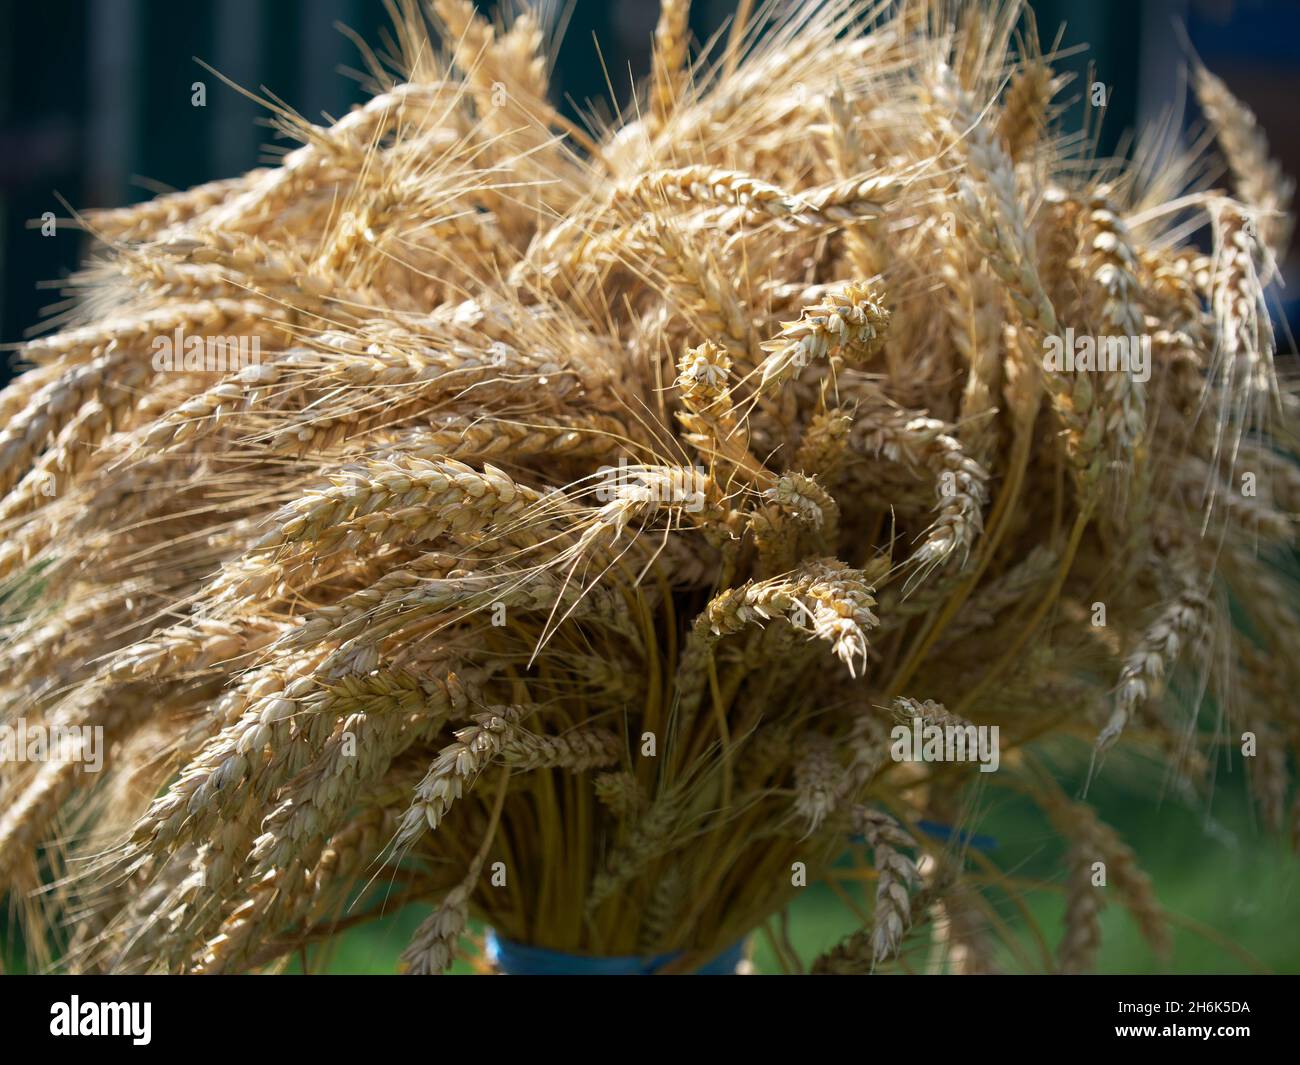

{"left": 0, "top": 0, "right": 1295, "bottom": 975}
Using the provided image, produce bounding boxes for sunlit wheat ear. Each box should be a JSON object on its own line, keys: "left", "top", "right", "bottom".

{"left": 1193, "top": 63, "right": 1295, "bottom": 265}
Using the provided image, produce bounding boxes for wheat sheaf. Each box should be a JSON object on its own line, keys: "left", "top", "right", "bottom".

{"left": 0, "top": 0, "right": 1295, "bottom": 975}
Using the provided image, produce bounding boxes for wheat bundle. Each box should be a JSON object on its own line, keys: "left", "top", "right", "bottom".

{"left": 0, "top": 0, "right": 1296, "bottom": 975}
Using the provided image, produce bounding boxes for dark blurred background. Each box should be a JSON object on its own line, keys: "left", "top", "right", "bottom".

{"left": 1, "top": 0, "right": 1299, "bottom": 359}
